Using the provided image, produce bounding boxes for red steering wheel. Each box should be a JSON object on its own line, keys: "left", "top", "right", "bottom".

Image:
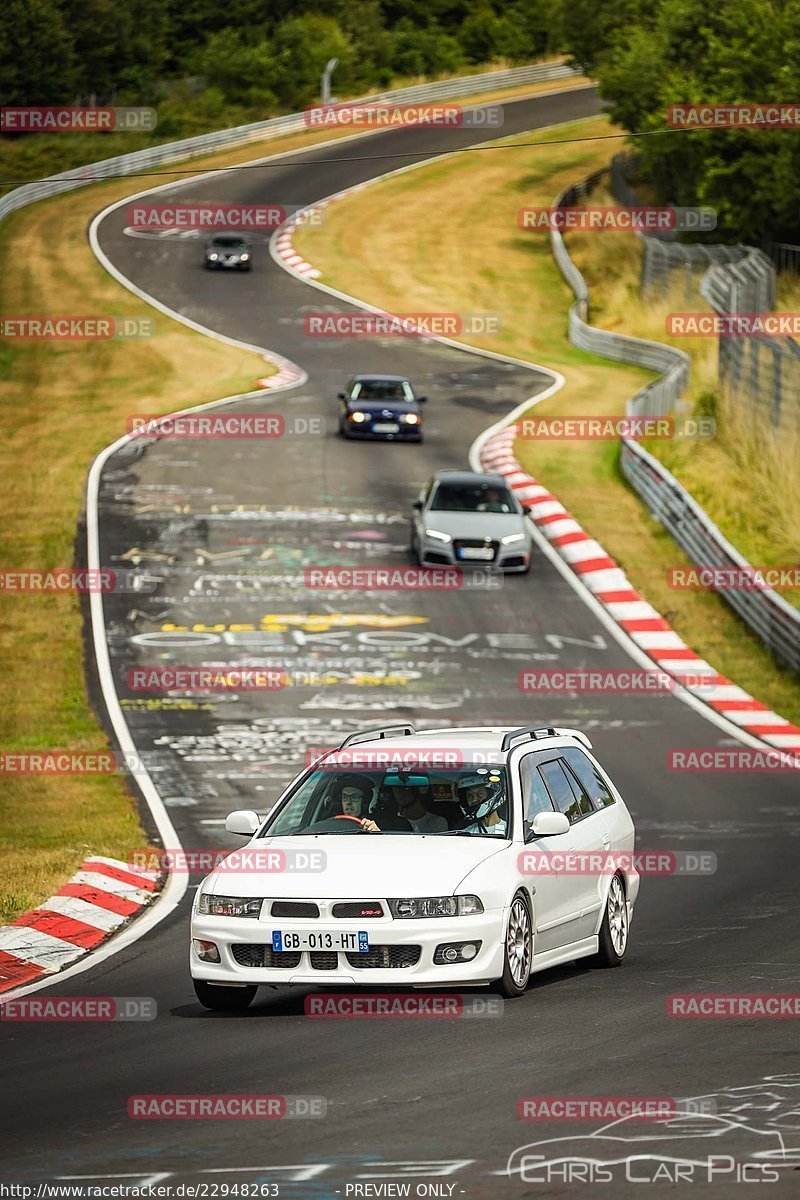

{"left": 333, "top": 814, "right": 364, "bottom": 824}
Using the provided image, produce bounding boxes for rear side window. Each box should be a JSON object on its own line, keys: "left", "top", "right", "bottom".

{"left": 561, "top": 760, "right": 594, "bottom": 817}
{"left": 563, "top": 748, "right": 616, "bottom": 810}
{"left": 520, "top": 755, "right": 556, "bottom": 823}
{"left": 539, "top": 760, "right": 582, "bottom": 824}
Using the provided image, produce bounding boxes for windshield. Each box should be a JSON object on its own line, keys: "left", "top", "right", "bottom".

{"left": 352, "top": 380, "right": 414, "bottom": 402}
{"left": 430, "top": 482, "right": 515, "bottom": 513}
{"left": 210, "top": 235, "right": 246, "bottom": 248}
{"left": 262, "top": 765, "right": 510, "bottom": 838}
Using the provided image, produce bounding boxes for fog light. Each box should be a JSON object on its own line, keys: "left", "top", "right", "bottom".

{"left": 193, "top": 939, "right": 220, "bottom": 963}
{"left": 433, "top": 941, "right": 481, "bottom": 965}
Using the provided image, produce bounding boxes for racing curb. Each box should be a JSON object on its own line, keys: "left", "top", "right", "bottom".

{"left": 0, "top": 857, "right": 160, "bottom": 994}
{"left": 255, "top": 362, "right": 306, "bottom": 390}
{"left": 479, "top": 424, "right": 800, "bottom": 754}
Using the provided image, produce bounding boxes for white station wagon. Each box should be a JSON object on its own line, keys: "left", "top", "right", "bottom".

{"left": 190, "top": 724, "right": 639, "bottom": 1010}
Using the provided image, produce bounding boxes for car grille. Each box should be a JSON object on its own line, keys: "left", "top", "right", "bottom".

{"left": 271, "top": 901, "right": 320, "bottom": 918}
{"left": 331, "top": 901, "right": 384, "bottom": 919}
{"left": 231, "top": 944, "right": 301, "bottom": 969}
{"left": 309, "top": 952, "right": 339, "bottom": 970}
{"left": 454, "top": 539, "right": 498, "bottom": 562}
{"left": 346, "top": 945, "right": 421, "bottom": 969}
{"left": 231, "top": 943, "right": 421, "bottom": 971}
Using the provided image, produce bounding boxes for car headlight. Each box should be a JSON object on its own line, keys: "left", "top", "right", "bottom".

{"left": 424, "top": 529, "right": 452, "bottom": 543}
{"left": 197, "top": 894, "right": 262, "bottom": 918}
{"left": 401, "top": 413, "right": 420, "bottom": 425}
{"left": 349, "top": 411, "right": 368, "bottom": 423}
{"left": 240, "top": 253, "right": 250, "bottom": 261}
{"left": 501, "top": 532, "right": 526, "bottom": 545}
{"left": 387, "top": 895, "right": 484, "bottom": 919}
{"left": 208, "top": 253, "right": 218, "bottom": 261}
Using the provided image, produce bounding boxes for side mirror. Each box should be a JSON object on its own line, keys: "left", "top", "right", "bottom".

{"left": 225, "top": 809, "right": 261, "bottom": 836}
{"left": 528, "top": 811, "right": 570, "bottom": 838}
{"left": 417, "top": 395, "right": 428, "bottom": 403}
{"left": 337, "top": 391, "right": 346, "bottom": 401}
{"left": 412, "top": 499, "right": 423, "bottom": 510}
{"left": 521, "top": 503, "right": 532, "bottom": 514}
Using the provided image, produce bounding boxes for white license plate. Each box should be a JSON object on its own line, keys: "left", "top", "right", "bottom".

{"left": 459, "top": 546, "right": 494, "bottom": 560}
{"left": 373, "top": 422, "right": 399, "bottom": 433}
{"left": 272, "top": 930, "right": 369, "bottom": 953}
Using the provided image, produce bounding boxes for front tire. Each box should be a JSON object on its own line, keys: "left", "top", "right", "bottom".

{"left": 193, "top": 979, "right": 257, "bottom": 1011}
{"left": 494, "top": 893, "right": 532, "bottom": 997}
{"left": 590, "top": 873, "right": 628, "bottom": 967}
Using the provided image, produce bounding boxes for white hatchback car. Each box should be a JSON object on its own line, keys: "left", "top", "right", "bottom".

{"left": 190, "top": 724, "right": 639, "bottom": 1010}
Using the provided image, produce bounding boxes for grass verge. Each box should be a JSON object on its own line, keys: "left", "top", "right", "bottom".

{"left": 294, "top": 114, "right": 800, "bottom": 727}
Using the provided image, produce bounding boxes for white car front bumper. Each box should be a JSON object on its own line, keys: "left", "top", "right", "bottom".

{"left": 191, "top": 906, "right": 507, "bottom": 988}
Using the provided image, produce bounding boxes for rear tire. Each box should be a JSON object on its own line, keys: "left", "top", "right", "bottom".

{"left": 493, "top": 893, "right": 532, "bottom": 998}
{"left": 589, "top": 873, "right": 628, "bottom": 967}
{"left": 193, "top": 979, "right": 257, "bottom": 1011}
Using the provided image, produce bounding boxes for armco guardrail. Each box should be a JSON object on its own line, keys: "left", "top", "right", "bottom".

{"left": 611, "top": 154, "right": 799, "bottom": 434}
{"left": 550, "top": 174, "right": 691, "bottom": 421}
{"left": 0, "top": 61, "right": 578, "bottom": 225}
{"left": 620, "top": 440, "right": 800, "bottom": 673}
{"left": 549, "top": 171, "right": 800, "bottom": 672}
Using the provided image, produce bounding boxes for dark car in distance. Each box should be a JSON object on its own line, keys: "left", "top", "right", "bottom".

{"left": 338, "top": 375, "right": 426, "bottom": 442}
{"left": 204, "top": 234, "right": 252, "bottom": 271}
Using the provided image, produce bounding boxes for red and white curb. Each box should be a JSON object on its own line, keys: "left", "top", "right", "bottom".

{"left": 273, "top": 190, "right": 371, "bottom": 281}
{"left": 481, "top": 424, "right": 800, "bottom": 753}
{"left": 255, "top": 363, "right": 305, "bottom": 390}
{"left": 273, "top": 222, "right": 323, "bottom": 279}
{"left": 0, "top": 857, "right": 160, "bottom": 995}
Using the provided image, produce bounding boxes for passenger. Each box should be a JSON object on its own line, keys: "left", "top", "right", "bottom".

{"left": 456, "top": 773, "right": 508, "bottom": 835}
{"left": 388, "top": 784, "right": 448, "bottom": 833}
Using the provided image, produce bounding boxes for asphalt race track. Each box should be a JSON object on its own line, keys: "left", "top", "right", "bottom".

{"left": 2, "top": 88, "right": 798, "bottom": 1197}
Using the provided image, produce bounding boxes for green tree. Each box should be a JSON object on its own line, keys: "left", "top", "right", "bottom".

{"left": 0, "top": 0, "right": 77, "bottom": 105}
{"left": 269, "top": 14, "right": 352, "bottom": 106}
{"left": 194, "top": 34, "right": 278, "bottom": 109}
{"left": 390, "top": 19, "right": 465, "bottom": 76}
{"left": 560, "top": 0, "right": 800, "bottom": 242}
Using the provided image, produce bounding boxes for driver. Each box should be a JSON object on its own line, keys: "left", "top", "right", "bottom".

{"left": 456, "top": 771, "right": 508, "bottom": 835}
{"left": 332, "top": 774, "right": 380, "bottom": 832}
{"left": 476, "top": 487, "right": 507, "bottom": 513}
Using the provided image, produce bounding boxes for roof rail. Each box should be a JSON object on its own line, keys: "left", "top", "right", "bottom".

{"left": 501, "top": 725, "right": 557, "bottom": 752}
{"left": 339, "top": 724, "right": 416, "bottom": 750}
{"left": 554, "top": 727, "right": 593, "bottom": 751}
{"left": 501, "top": 725, "right": 592, "bottom": 753}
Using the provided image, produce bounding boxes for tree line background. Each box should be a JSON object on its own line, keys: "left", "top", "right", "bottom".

{"left": 557, "top": 0, "right": 800, "bottom": 243}
{"left": 2, "top": 0, "right": 799, "bottom": 242}
{"left": 0, "top": 0, "right": 553, "bottom": 119}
